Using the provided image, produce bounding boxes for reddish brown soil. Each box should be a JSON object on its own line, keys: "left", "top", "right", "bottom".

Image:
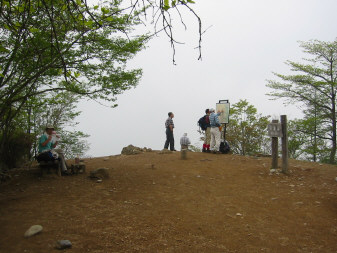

{"left": 0, "top": 152, "right": 337, "bottom": 253}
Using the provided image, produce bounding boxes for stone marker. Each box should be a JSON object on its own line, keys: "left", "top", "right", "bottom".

{"left": 24, "top": 225, "right": 43, "bottom": 238}
{"left": 181, "top": 149, "right": 187, "bottom": 160}
{"left": 56, "top": 240, "right": 72, "bottom": 250}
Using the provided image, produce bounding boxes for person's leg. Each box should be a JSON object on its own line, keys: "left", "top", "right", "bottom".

{"left": 164, "top": 129, "right": 170, "bottom": 149}
{"left": 169, "top": 131, "right": 175, "bottom": 151}
{"left": 206, "top": 127, "right": 211, "bottom": 151}
{"left": 37, "top": 152, "right": 52, "bottom": 162}
{"left": 53, "top": 149, "right": 68, "bottom": 172}
{"left": 214, "top": 128, "right": 221, "bottom": 152}
{"left": 210, "top": 128, "right": 215, "bottom": 151}
{"left": 202, "top": 130, "right": 207, "bottom": 152}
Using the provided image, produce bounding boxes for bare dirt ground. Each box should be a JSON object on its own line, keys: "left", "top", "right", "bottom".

{"left": 0, "top": 152, "right": 337, "bottom": 253}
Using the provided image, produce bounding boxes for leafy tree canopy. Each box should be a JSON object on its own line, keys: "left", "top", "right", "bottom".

{"left": 266, "top": 39, "right": 337, "bottom": 163}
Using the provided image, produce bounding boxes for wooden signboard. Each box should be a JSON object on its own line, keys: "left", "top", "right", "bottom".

{"left": 267, "top": 122, "right": 283, "bottom": 138}
{"left": 216, "top": 101, "right": 230, "bottom": 124}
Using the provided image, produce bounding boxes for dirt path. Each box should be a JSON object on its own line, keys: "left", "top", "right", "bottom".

{"left": 0, "top": 152, "right": 336, "bottom": 252}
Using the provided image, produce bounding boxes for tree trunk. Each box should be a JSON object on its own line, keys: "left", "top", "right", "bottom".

{"left": 329, "top": 101, "right": 336, "bottom": 164}
{"left": 329, "top": 82, "right": 336, "bottom": 164}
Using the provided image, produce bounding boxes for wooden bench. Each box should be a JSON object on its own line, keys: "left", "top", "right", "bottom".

{"left": 38, "top": 160, "right": 61, "bottom": 176}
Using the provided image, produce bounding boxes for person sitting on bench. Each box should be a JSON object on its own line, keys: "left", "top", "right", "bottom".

{"left": 37, "top": 126, "right": 68, "bottom": 173}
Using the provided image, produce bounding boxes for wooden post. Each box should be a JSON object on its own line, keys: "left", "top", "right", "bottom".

{"left": 181, "top": 149, "right": 187, "bottom": 160}
{"left": 271, "top": 119, "right": 279, "bottom": 170}
{"left": 281, "top": 115, "right": 289, "bottom": 174}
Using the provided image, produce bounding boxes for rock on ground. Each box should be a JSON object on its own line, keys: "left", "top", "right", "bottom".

{"left": 121, "top": 145, "right": 152, "bottom": 155}
{"left": 24, "top": 225, "right": 43, "bottom": 238}
{"left": 158, "top": 149, "right": 174, "bottom": 154}
{"left": 56, "top": 240, "right": 72, "bottom": 250}
{"left": 90, "top": 168, "right": 110, "bottom": 179}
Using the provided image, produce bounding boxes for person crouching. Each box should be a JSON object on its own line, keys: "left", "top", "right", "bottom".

{"left": 180, "top": 133, "right": 191, "bottom": 160}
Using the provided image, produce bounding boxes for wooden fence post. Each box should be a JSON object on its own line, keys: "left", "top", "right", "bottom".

{"left": 271, "top": 119, "right": 279, "bottom": 170}
{"left": 281, "top": 115, "right": 289, "bottom": 174}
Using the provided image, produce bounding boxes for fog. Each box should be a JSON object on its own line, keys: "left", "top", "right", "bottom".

{"left": 76, "top": 0, "right": 337, "bottom": 157}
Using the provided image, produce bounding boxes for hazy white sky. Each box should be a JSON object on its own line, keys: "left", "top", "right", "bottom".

{"left": 76, "top": 0, "right": 337, "bottom": 157}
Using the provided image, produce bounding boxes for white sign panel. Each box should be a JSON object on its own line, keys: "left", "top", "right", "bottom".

{"left": 216, "top": 103, "right": 230, "bottom": 124}
{"left": 267, "top": 123, "right": 283, "bottom": 137}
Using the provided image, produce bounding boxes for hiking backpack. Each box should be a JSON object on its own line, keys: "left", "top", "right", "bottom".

{"left": 219, "top": 140, "right": 230, "bottom": 154}
{"left": 198, "top": 116, "right": 207, "bottom": 131}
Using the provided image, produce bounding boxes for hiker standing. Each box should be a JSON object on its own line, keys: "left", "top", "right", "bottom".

{"left": 209, "top": 108, "right": 222, "bottom": 154}
{"left": 201, "top": 109, "right": 211, "bottom": 152}
{"left": 164, "top": 112, "right": 176, "bottom": 151}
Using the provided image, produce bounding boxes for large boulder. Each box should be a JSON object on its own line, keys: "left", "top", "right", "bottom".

{"left": 121, "top": 145, "right": 152, "bottom": 155}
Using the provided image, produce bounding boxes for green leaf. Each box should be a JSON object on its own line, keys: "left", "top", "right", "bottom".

{"left": 29, "top": 27, "right": 40, "bottom": 33}
{"left": 164, "top": 0, "right": 170, "bottom": 10}
{"left": 84, "top": 20, "right": 94, "bottom": 28}
{"left": 0, "top": 44, "right": 10, "bottom": 53}
{"left": 101, "top": 7, "right": 109, "bottom": 14}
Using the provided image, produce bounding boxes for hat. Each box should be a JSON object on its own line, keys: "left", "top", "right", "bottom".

{"left": 45, "top": 125, "right": 54, "bottom": 130}
{"left": 210, "top": 108, "right": 215, "bottom": 112}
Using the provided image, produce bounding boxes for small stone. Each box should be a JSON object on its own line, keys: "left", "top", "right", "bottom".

{"left": 24, "top": 225, "right": 43, "bottom": 238}
{"left": 236, "top": 213, "right": 242, "bottom": 216}
{"left": 289, "top": 184, "right": 295, "bottom": 187}
{"left": 56, "top": 240, "right": 72, "bottom": 250}
{"left": 96, "top": 179, "right": 102, "bottom": 183}
{"left": 270, "top": 169, "right": 276, "bottom": 173}
{"left": 144, "top": 164, "right": 155, "bottom": 169}
{"left": 294, "top": 201, "right": 303, "bottom": 205}
{"left": 90, "top": 168, "right": 110, "bottom": 179}
{"left": 103, "top": 158, "right": 109, "bottom": 161}
{"left": 335, "top": 177, "right": 337, "bottom": 182}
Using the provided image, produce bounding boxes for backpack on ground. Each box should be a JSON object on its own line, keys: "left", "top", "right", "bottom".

{"left": 198, "top": 116, "right": 207, "bottom": 131}
{"left": 219, "top": 140, "right": 230, "bottom": 154}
